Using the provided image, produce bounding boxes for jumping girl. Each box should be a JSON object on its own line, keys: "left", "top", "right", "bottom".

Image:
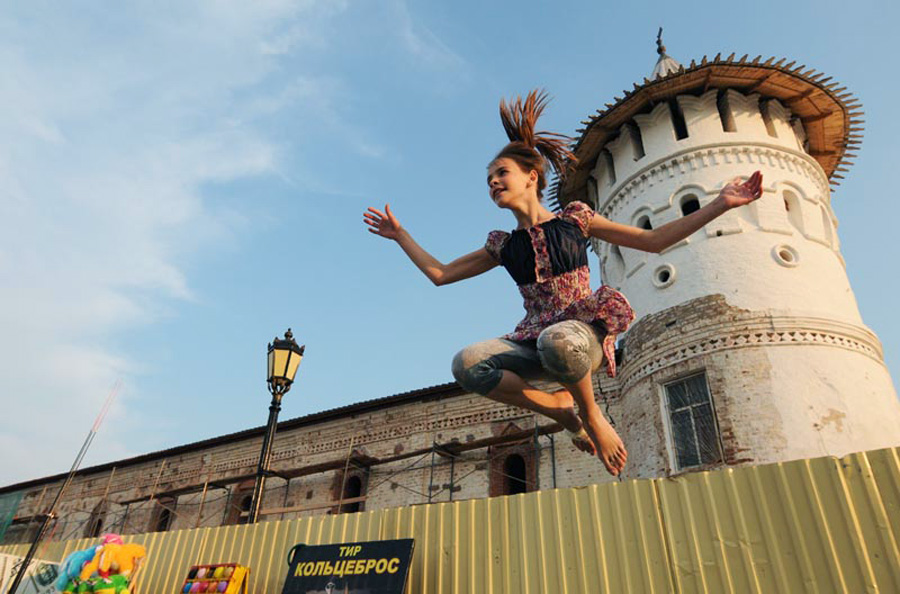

{"left": 364, "top": 90, "right": 762, "bottom": 476}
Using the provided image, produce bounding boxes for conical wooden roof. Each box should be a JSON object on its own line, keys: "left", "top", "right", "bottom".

{"left": 554, "top": 53, "right": 863, "bottom": 208}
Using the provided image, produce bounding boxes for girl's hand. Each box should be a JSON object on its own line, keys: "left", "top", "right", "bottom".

{"left": 364, "top": 204, "right": 403, "bottom": 240}
{"left": 716, "top": 171, "right": 763, "bottom": 210}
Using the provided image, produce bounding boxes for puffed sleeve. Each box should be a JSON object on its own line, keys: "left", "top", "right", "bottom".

{"left": 484, "top": 230, "right": 510, "bottom": 263}
{"left": 561, "top": 201, "right": 595, "bottom": 238}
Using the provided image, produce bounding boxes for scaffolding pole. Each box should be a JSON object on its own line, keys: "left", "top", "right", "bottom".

{"left": 336, "top": 437, "right": 355, "bottom": 514}
{"left": 194, "top": 481, "right": 209, "bottom": 529}
{"left": 427, "top": 441, "right": 437, "bottom": 504}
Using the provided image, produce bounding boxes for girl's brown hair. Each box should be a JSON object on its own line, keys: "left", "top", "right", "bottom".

{"left": 493, "top": 89, "right": 576, "bottom": 199}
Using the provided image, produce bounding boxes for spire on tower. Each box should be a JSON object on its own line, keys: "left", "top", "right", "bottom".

{"left": 651, "top": 27, "right": 682, "bottom": 80}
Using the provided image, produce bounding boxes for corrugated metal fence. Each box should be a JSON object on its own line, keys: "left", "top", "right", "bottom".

{"left": 3, "top": 447, "right": 899, "bottom": 593}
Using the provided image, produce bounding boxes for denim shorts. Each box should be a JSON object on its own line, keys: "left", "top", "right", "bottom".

{"left": 451, "top": 319, "right": 607, "bottom": 395}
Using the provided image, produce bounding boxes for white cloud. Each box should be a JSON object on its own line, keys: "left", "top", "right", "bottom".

{"left": 0, "top": 0, "right": 470, "bottom": 488}
{"left": 390, "top": 0, "right": 465, "bottom": 70}
{"left": 0, "top": 1, "right": 347, "bottom": 485}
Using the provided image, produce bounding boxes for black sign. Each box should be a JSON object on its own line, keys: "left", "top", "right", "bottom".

{"left": 281, "top": 539, "right": 414, "bottom": 594}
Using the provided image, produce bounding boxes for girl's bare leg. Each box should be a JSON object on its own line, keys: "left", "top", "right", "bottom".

{"left": 560, "top": 372, "right": 627, "bottom": 476}
{"left": 485, "top": 370, "right": 595, "bottom": 454}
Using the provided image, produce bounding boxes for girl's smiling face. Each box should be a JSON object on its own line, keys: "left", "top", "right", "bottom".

{"left": 487, "top": 157, "right": 538, "bottom": 209}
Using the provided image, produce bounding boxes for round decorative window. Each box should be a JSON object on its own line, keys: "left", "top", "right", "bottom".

{"left": 652, "top": 263, "right": 677, "bottom": 289}
{"left": 772, "top": 244, "right": 800, "bottom": 268}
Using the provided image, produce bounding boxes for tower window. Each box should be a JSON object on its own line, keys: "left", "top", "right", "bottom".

{"left": 668, "top": 99, "right": 689, "bottom": 140}
{"left": 664, "top": 373, "right": 723, "bottom": 470}
{"left": 680, "top": 195, "right": 700, "bottom": 216}
{"left": 600, "top": 149, "right": 616, "bottom": 185}
{"left": 587, "top": 176, "right": 599, "bottom": 209}
{"left": 759, "top": 99, "right": 778, "bottom": 137}
{"left": 626, "top": 122, "right": 646, "bottom": 159}
{"left": 717, "top": 90, "right": 737, "bottom": 132}
{"left": 636, "top": 214, "right": 653, "bottom": 230}
{"left": 783, "top": 190, "right": 803, "bottom": 232}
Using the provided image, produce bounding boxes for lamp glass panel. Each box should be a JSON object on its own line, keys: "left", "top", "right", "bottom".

{"left": 267, "top": 349, "right": 275, "bottom": 381}
{"left": 285, "top": 353, "right": 303, "bottom": 382}
{"left": 271, "top": 348, "right": 291, "bottom": 381}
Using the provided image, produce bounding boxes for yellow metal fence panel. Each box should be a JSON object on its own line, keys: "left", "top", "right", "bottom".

{"left": 2, "top": 447, "right": 898, "bottom": 593}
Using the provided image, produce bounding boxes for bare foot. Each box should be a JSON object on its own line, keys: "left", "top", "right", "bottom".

{"left": 553, "top": 390, "right": 596, "bottom": 456}
{"left": 581, "top": 412, "right": 627, "bottom": 476}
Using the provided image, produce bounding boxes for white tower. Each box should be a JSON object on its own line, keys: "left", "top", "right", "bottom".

{"left": 557, "top": 36, "right": 900, "bottom": 476}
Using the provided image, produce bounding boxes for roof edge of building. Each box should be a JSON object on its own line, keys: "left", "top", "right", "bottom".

{"left": 0, "top": 381, "right": 464, "bottom": 495}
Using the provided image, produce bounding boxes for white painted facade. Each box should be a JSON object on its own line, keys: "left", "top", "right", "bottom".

{"left": 585, "top": 84, "right": 900, "bottom": 470}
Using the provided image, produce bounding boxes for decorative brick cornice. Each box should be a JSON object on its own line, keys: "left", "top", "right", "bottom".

{"left": 618, "top": 315, "right": 883, "bottom": 392}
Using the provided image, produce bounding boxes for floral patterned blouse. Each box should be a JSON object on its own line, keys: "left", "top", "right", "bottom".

{"left": 485, "top": 201, "right": 635, "bottom": 378}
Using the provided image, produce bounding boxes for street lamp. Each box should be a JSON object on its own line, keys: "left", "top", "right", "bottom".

{"left": 247, "top": 328, "right": 305, "bottom": 524}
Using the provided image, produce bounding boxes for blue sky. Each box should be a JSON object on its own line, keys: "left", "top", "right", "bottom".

{"left": 2, "top": 0, "right": 898, "bottom": 486}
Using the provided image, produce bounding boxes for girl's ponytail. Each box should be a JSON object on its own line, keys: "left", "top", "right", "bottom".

{"left": 495, "top": 89, "right": 576, "bottom": 198}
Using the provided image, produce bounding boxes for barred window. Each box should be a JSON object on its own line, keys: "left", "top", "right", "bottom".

{"left": 665, "top": 373, "right": 723, "bottom": 469}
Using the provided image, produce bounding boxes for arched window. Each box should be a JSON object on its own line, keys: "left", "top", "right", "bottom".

{"left": 489, "top": 444, "right": 535, "bottom": 497}
{"left": 783, "top": 190, "right": 804, "bottom": 233}
{"left": 88, "top": 516, "right": 104, "bottom": 538}
{"left": 636, "top": 215, "right": 653, "bottom": 230}
{"left": 152, "top": 497, "right": 176, "bottom": 532}
{"left": 680, "top": 195, "right": 700, "bottom": 216}
{"left": 503, "top": 454, "right": 528, "bottom": 495}
{"left": 225, "top": 483, "right": 255, "bottom": 525}
{"left": 156, "top": 507, "right": 171, "bottom": 533}
{"left": 236, "top": 495, "right": 252, "bottom": 525}
{"left": 85, "top": 501, "right": 107, "bottom": 538}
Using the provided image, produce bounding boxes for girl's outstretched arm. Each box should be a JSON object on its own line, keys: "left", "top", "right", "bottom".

{"left": 586, "top": 171, "right": 763, "bottom": 253}
{"left": 364, "top": 204, "right": 497, "bottom": 286}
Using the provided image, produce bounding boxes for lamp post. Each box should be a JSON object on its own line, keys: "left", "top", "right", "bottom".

{"left": 247, "top": 328, "right": 305, "bottom": 524}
